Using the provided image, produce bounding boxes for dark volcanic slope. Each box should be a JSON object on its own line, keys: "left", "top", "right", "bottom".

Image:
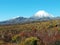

{"left": 0, "top": 16, "right": 59, "bottom": 25}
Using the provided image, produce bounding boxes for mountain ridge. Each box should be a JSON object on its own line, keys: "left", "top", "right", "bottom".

{"left": 0, "top": 10, "right": 60, "bottom": 25}
{"left": 0, "top": 16, "right": 60, "bottom": 25}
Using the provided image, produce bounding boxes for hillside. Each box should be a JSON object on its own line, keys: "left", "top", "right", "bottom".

{"left": 0, "top": 10, "right": 55, "bottom": 25}
{"left": 0, "top": 19, "right": 60, "bottom": 45}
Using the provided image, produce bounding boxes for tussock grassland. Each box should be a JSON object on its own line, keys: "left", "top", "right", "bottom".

{"left": 0, "top": 20, "right": 60, "bottom": 45}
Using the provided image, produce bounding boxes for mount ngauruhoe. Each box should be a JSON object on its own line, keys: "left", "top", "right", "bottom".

{"left": 0, "top": 10, "right": 60, "bottom": 25}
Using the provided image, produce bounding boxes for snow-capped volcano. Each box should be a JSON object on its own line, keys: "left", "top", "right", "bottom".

{"left": 0, "top": 10, "right": 57, "bottom": 25}
{"left": 34, "top": 10, "right": 54, "bottom": 18}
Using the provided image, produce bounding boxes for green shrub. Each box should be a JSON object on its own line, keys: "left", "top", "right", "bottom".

{"left": 12, "top": 35, "right": 20, "bottom": 43}
{"left": 24, "top": 37, "right": 39, "bottom": 45}
{"left": 55, "top": 40, "right": 60, "bottom": 45}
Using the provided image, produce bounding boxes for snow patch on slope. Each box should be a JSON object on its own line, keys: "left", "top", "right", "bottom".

{"left": 34, "top": 10, "right": 54, "bottom": 18}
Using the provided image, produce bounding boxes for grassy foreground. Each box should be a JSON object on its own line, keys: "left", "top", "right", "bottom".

{"left": 0, "top": 20, "right": 60, "bottom": 45}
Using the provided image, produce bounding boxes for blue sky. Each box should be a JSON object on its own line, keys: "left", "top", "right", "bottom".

{"left": 0, "top": 0, "right": 60, "bottom": 21}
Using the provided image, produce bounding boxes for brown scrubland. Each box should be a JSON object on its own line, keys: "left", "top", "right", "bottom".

{"left": 0, "top": 20, "right": 60, "bottom": 45}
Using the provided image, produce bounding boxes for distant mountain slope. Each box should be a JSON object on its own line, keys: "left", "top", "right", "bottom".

{"left": 0, "top": 10, "right": 60, "bottom": 25}
{"left": 0, "top": 17, "right": 28, "bottom": 25}
{"left": 0, "top": 17, "right": 54, "bottom": 25}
